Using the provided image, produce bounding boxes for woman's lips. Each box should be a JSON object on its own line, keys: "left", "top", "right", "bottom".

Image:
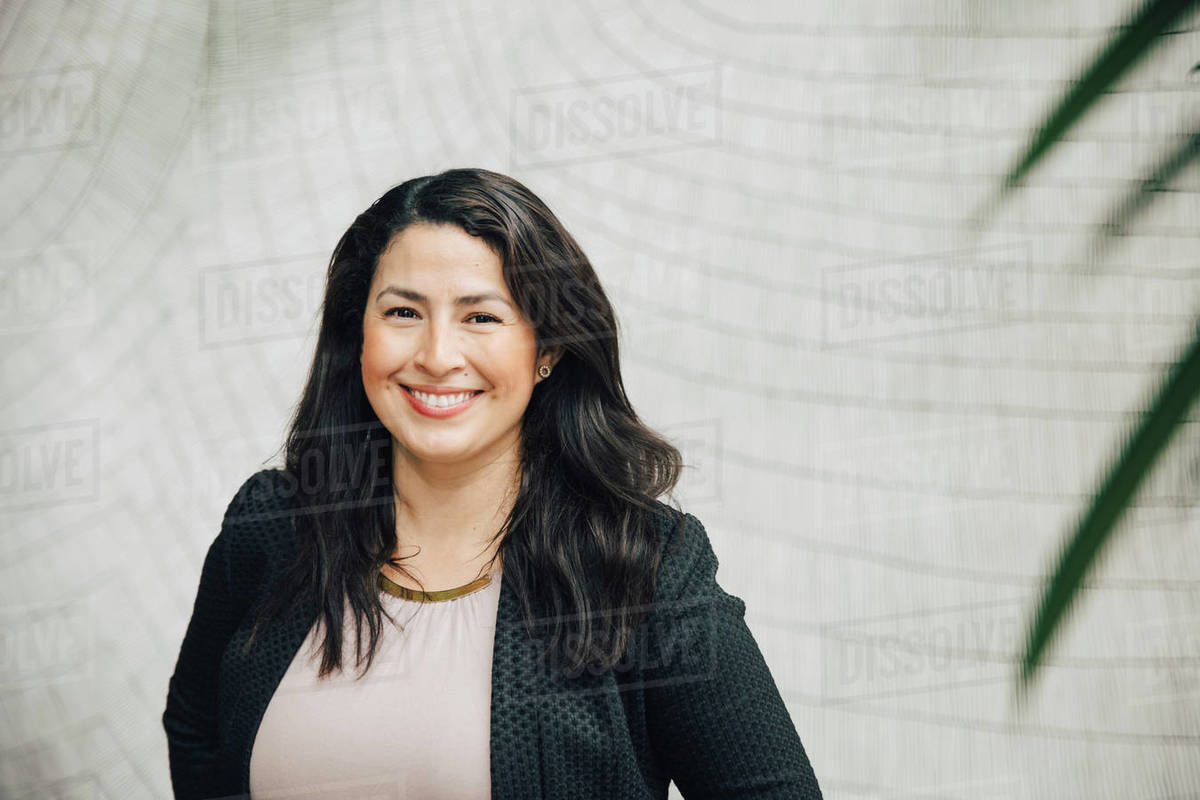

{"left": 401, "top": 385, "right": 483, "bottom": 418}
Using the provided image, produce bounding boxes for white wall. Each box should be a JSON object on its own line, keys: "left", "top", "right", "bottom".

{"left": 1, "top": 0, "right": 1197, "bottom": 797}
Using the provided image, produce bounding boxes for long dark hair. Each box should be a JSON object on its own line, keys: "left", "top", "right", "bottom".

{"left": 242, "top": 168, "right": 686, "bottom": 680}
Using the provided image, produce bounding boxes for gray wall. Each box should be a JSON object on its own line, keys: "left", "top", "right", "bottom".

{"left": 1, "top": 1, "right": 1198, "bottom": 797}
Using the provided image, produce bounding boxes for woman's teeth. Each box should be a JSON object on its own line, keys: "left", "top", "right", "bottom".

{"left": 409, "top": 388, "right": 478, "bottom": 407}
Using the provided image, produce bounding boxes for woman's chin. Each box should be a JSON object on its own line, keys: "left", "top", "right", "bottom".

{"left": 395, "top": 439, "right": 474, "bottom": 464}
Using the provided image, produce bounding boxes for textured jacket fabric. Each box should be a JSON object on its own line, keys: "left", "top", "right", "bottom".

{"left": 162, "top": 468, "right": 824, "bottom": 799}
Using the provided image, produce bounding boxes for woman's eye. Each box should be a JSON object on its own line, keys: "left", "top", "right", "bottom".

{"left": 383, "top": 308, "right": 500, "bottom": 324}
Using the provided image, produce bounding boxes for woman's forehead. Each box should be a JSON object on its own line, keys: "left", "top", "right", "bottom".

{"left": 376, "top": 227, "right": 504, "bottom": 284}
{"left": 382, "top": 223, "right": 498, "bottom": 265}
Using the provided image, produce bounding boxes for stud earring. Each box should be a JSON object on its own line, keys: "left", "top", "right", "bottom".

{"left": 538, "top": 365, "right": 551, "bottom": 378}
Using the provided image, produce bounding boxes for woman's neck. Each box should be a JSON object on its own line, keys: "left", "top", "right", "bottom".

{"left": 387, "top": 442, "right": 520, "bottom": 581}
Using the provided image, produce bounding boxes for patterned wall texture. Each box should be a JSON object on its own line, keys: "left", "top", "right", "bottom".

{"left": 1, "top": 1, "right": 1197, "bottom": 797}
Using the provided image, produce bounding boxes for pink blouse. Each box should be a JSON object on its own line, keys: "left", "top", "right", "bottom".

{"left": 248, "top": 567, "right": 503, "bottom": 799}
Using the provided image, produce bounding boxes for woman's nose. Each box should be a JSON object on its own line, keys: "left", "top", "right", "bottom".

{"left": 413, "top": 319, "right": 466, "bottom": 374}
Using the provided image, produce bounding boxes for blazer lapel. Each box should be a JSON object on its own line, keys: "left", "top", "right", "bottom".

{"left": 492, "top": 575, "right": 628, "bottom": 800}
{"left": 227, "top": 595, "right": 321, "bottom": 795}
{"left": 490, "top": 571, "right": 546, "bottom": 800}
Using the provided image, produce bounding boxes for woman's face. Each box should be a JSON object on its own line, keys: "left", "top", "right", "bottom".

{"left": 361, "top": 222, "right": 548, "bottom": 468}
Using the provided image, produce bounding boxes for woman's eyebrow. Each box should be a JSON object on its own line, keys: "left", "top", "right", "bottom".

{"left": 375, "top": 285, "right": 514, "bottom": 309}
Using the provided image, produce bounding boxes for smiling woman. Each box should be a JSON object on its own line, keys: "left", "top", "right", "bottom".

{"left": 361, "top": 222, "right": 548, "bottom": 468}
{"left": 161, "top": 167, "right": 823, "bottom": 800}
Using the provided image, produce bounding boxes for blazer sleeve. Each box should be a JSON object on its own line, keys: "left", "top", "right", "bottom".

{"left": 643, "top": 512, "right": 823, "bottom": 799}
{"left": 161, "top": 477, "right": 257, "bottom": 800}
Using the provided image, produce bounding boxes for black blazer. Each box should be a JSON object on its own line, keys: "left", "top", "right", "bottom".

{"left": 162, "top": 469, "right": 823, "bottom": 799}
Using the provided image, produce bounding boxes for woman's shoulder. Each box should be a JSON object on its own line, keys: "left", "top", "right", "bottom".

{"left": 215, "top": 467, "right": 298, "bottom": 573}
{"left": 644, "top": 501, "right": 724, "bottom": 602}
{"left": 246, "top": 467, "right": 296, "bottom": 498}
{"left": 222, "top": 467, "right": 296, "bottom": 528}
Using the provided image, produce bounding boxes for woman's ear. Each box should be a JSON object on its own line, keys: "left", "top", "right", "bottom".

{"left": 542, "top": 346, "right": 564, "bottom": 370}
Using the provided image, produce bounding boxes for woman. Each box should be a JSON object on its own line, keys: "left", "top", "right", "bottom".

{"left": 162, "top": 167, "right": 823, "bottom": 799}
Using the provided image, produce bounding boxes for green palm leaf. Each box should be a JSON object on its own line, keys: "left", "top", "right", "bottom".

{"left": 1001, "top": 0, "right": 1198, "bottom": 192}
{"left": 1018, "top": 321, "right": 1200, "bottom": 694}
{"left": 974, "top": 0, "right": 1200, "bottom": 696}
